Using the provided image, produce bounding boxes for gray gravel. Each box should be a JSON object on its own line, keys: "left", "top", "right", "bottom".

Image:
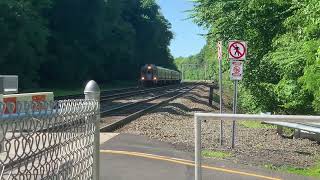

{"left": 101, "top": 88, "right": 177, "bottom": 110}
{"left": 117, "top": 85, "right": 320, "bottom": 168}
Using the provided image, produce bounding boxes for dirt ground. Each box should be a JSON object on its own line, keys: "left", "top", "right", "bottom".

{"left": 117, "top": 84, "right": 320, "bottom": 168}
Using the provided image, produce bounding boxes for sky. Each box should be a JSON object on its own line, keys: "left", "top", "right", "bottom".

{"left": 156, "top": 0, "right": 207, "bottom": 58}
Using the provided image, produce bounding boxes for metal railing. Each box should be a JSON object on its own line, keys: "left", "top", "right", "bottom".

{"left": 0, "top": 80, "right": 100, "bottom": 180}
{"left": 194, "top": 113, "right": 320, "bottom": 180}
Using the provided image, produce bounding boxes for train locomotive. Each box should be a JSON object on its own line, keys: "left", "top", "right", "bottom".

{"left": 140, "top": 64, "right": 181, "bottom": 86}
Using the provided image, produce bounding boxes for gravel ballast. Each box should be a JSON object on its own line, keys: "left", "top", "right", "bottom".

{"left": 117, "top": 85, "right": 320, "bottom": 168}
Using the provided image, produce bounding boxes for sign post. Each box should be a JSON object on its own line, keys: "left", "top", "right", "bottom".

{"left": 217, "top": 41, "right": 223, "bottom": 145}
{"left": 228, "top": 40, "right": 247, "bottom": 148}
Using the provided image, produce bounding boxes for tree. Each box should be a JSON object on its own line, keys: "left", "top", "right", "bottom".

{"left": 192, "top": 0, "right": 320, "bottom": 114}
{"left": 0, "top": 0, "right": 175, "bottom": 90}
{"left": 0, "top": 0, "right": 49, "bottom": 88}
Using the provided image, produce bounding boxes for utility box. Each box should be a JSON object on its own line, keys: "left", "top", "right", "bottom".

{"left": 0, "top": 75, "right": 18, "bottom": 94}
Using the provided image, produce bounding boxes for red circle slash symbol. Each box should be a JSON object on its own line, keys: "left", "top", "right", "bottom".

{"left": 229, "top": 42, "right": 246, "bottom": 59}
{"left": 233, "top": 66, "right": 241, "bottom": 75}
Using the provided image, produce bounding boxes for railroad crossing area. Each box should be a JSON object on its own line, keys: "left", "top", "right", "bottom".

{"left": 99, "top": 133, "right": 315, "bottom": 180}
{"left": 1, "top": 79, "right": 320, "bottom": 180}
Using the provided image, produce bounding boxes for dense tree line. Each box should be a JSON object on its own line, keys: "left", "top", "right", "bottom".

{"left": 0, "top": 0, "right": 174, "bottom": 89}
{"left": 178, "top": 0, "right": 319, "bottom": 114}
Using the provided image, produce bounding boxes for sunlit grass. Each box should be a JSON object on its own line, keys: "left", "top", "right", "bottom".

{"left": 265, "top": 162, "right": 320, "bottom": 177}
{"left": 239, "top": 121, "right": 276, "bottom": 129}
{"left": 201, "top": 150, "right": 232, "bottom": 159}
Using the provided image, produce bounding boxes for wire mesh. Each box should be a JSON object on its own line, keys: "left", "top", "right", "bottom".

{"left": 0, "top": 99, "right": 99, "bottom": 180}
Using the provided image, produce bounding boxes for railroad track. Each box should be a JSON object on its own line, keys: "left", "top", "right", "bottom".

{"left": 100, "top": 85, "right": 179, "bottom": 101}
{"left": 100, "top": 85, "right": 197, "bottom": 132}
{"left": 29, "top": 84, "right": 184, "bottom": 132}
{"left": 55, "top": 85, "right": 179, "bottom": 101}
{"left": 54, "top": 86, "right": 140, "bottom": 100}
{"left": 1, "top": 84, "right": 197, "bottom": 173}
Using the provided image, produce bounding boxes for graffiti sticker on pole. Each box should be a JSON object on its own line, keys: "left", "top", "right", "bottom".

{"left": 217, "top": 41, "right": 223, "bottom": 61}
{"left": 230, "top": 61, "right": 244, "bottom": 80}
{"left": 228, "top": 41, "right": 247, "bottom": 60}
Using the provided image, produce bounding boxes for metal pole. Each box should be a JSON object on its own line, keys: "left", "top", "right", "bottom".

{"left": 231, "top": 80, "right": 238, "bottom": 148}
{"left": 84, "top": 80, "right": 100, "bottom": 180}
{"left": 219, "top": 51, "right": 223, "bottom": 145}
{"left": 181, "top": 65, "right": 184, "bottom": 81}
{"left": 195, "top": 116, "right": 201, "bottom": 180}
{"left": 204, "top": 65, "right": 207, "bottom": 81}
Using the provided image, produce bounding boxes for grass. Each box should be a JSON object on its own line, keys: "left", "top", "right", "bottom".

{"left": 22, "top": 81, "right": 137, "bottom": 97}
{"left": 239, "top": 121, "right": 276, "bottom": 129}
{"left": 241, "top": 121, "right": 318, "bottom": 177}
{"left": 285, "top": 163, "right": 320, "bottom": 177}
{"left": 212, "top": 93, "right": 220, "bottom": 103}
{"left": 265, "top": 162, "right": 320, "bottom": 177}
{"left": 201, "top": 150, "right": 232, "bottom": 159}
{"left": 282, "top": 127, "right": 295, "bottom": 137}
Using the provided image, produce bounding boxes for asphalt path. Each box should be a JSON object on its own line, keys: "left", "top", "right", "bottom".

{"left": 99, "top": 133, "right": 317, "bottom": 180}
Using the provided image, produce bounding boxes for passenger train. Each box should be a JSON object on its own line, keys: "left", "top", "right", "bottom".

{"left": 140, "top": 64, "right": 181, "bottom": 86}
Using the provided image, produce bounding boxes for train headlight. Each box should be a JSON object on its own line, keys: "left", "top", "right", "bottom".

{"left": 148, "top": 66, "right": 152, "bottom": 70}
{"left": 141, "top": 77, "right": 145, "bottom": 80}
{"left": 153, "top": 77, "right": 157, "bottom": 80}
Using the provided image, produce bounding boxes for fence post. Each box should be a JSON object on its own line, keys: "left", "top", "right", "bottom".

{"left": 195, "top": 115, "right": 202, "bottom": 180}
{"left": 208, "top": 86, "right": 213, "bottom": 106}
{"left": 84, "top": 80, "right": 100, "bottom": 180}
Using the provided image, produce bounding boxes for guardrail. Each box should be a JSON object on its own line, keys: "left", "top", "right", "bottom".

{"left": 193, "top": 113, "right": 320, "bottom": 180}
{"left": 0, "top": 80, "right": 100, "bottom": 180}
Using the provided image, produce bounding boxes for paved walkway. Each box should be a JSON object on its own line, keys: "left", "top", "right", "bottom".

{"left": 100, "top": 133, "right": 316, "bottom": 180}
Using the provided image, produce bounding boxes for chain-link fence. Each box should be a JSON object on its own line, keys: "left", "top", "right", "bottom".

{"left": 0, "top": 99, "right": 99, "bottom": 180}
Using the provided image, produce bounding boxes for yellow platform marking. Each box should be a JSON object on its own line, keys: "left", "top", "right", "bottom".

{"left": 101, "top": 150, "right": 281, "bottom": 180}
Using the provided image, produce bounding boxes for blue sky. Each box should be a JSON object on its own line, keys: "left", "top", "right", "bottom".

{"left": 156, "top": 0, "right": 207, "bottom": 58}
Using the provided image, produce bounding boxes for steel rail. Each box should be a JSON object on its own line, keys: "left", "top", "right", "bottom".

{"left": 2, "top": 84, "right": 196, "bottom": 175}
{"left": 100, "top": 86, "right": 183, "bottom": 115}
{"left": 100, "top": 84, "right": 181, "bottom": 101}
{"left": 54, "top": 86, "right": 140, "bottom": 100}
{"left": 40, "top": 85, "right": 188, "bottom": 132}
{"left": 100, "top": 85, "right": 198, "bottom": 132}
{"left": 55, "top": 85, "right": 181, "bottom": 101}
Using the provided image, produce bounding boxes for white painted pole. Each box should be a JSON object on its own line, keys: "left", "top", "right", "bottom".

{"left": 195, "top": 116, "right": 202, "bottom": 180}
{"left": 231, "top": 80, "right": 238, "bottom": 148}
{"left": 84, "top": 80, "right": 100, "bottom": 180}
{"left": 218, "top": 41, "right": 223, "bottom": 145}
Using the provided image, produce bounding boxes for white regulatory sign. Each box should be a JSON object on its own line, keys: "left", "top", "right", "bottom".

{"left": 230, "top": 61, "right": 244, "bottom": 80}
{"left": 228, "top": 41, "right": 247, "bottom": 60}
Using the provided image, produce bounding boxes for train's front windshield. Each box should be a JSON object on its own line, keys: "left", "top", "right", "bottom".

{"left": 146, "top": 69, "right": 152, "bottom": 79}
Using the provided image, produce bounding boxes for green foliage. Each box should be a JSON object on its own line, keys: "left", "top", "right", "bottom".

{"left": 23, "top": 80, "right": 136, "bottom": 96}
{"left": 190, "top": 0, "right": 320, "bottom": 114}
{"left": 202, "top": 150, "right": 231, "bottom": 159}
{"left": 265, "top": 161, "right": 320, "bottom": 177}
{"left": 266, "top": 0, "right": 320, "bottom": 114}
{"left": 284, "top": 162, "right": 320, "bottom": 177}
{"left": 0, "top": 0, "right": 50, "bottom": 88}
{"left": 0, "top": 0, "right": 174, "bottom": 89}
{"left": 174, "top": 44, "right": 215, "bottom": 81}
{"left": 239, "top": 121, "right": 276, "bottom": 129}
